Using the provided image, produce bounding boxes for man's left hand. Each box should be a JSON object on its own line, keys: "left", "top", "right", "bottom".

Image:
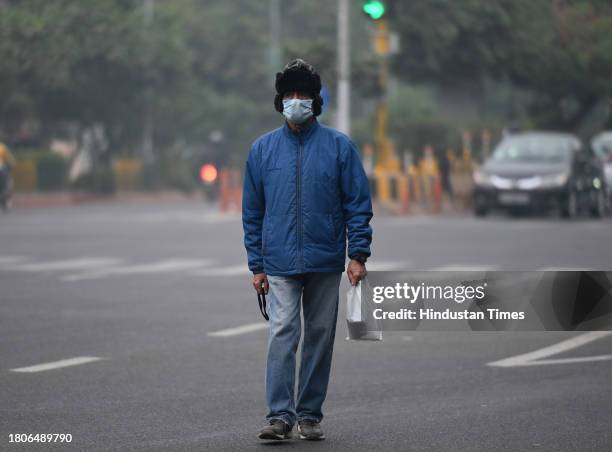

{"left": 347, "top": 259, "right": 367, "bottom": 286}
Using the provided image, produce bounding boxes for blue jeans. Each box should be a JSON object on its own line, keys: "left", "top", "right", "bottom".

{"left": 265, "top": 271, "right": 342, "bottom": 428}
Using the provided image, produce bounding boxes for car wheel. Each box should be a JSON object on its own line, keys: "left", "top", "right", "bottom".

{"left": 561, "top": 191, "right": 577, "bottom": 219}
{"left": 590, "top": 191, "right": 606, "bottom": 218}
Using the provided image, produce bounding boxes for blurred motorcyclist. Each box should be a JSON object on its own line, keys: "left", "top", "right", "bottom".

{"left": 0, "top": 142, "right": 16, "bottom": 211}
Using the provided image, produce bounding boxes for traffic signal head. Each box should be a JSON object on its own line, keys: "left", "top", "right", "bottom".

{"left": 362, "top": 0, "right": 385, "bottom": 20}
{"left": 200, "top": 163, "right": 218, "bottom": 184}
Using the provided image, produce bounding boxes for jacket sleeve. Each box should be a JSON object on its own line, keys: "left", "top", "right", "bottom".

{"left": 339, "top": 140, "right": 373, "bottom": 259}
{"left": 242, "top": 145, "right": 265, "bottom": 273}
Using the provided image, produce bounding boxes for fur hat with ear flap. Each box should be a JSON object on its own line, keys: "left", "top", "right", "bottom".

{"left": 274, "top": 58, "right": 324, "bottom": 117}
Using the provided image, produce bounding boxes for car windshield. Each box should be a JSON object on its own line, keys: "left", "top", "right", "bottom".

{"left": 491, "top": 137, "right": 573, "bottom": 163}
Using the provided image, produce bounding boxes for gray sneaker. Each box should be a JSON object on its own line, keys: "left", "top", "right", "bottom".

{"left": 258, "top": 419, "right": 293, "bottom": 440}
{"left": 297, "top": 419, "right": 325, "bottom": 441}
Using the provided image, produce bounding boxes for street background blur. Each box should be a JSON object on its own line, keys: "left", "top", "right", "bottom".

{"left": 1, "top": 0, "right": 612, "bottom": 213}
{"left": 2, "top": 1, "right": 612, "bottom": 451}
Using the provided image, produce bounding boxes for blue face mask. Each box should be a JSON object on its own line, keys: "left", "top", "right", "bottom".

{"left": 282, "top": 98, "right": 313, "bottom": 124}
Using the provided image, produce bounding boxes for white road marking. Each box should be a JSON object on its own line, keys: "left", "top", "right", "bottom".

{"left": 194, "top": 260, "right": 411, "bottom": 277}
{"left": 428, "top": 265, "right": 499, "bottom": 271}
{"left": 194, "top": 265, "right": 251, "bottom": 277}
{"left": 0, "top": 256, "right": 30, "bottom": 267}
{"left": 208, "top": 322, "right": 268, "bottom": 337}
{"left": 10, "top": 258, "right": 122, "bottom": 272}
{"left": 62, "top": 259, "right": 213, "bottom": 281}
{"left": 538, "top": 267, "right": 594, "bottom": 271}
{"left": 487, "top": 331, "right": 612, "bottom": 367}
{"left": 10, "top": 356, "right": 105, "bottom": 373}
{"left": 366, "top": 261, "right": 410, "bottom": 271}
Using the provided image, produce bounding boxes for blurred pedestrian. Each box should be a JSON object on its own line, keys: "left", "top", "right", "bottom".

{"left": 242, "top": 59, "right": 373, "bottom": 442}
{"left": 0, "top": 142, "right": 16, "bottom": 171}
{"left": 419, "top": 144, "right": 439, "bottom": 205}
{"left": 437, "top": 148, "right": 453, "bottom": 201}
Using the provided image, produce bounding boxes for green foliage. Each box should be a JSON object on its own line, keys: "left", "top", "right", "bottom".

{"left": 388, "top": 0, "right": 612, "bottom": 130}
{"left": 0, "top": 0, "right": 385, "bottom": 166}
{"left": 3, "top": 0, "right": 611, "bottom": 169}
{"left": 394, "top": 118, "right": 459, "bottom": 155}
{"left": 13, "top": 148, "right": 55, "bottom": 161}
{"left": 35, "top": 152, "right": 66, "bottom": 191}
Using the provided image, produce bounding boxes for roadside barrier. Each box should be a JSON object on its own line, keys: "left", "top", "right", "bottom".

{"left": 113, "top": 159, "right": 143, "bottom": 191}
{"left": 370, "top": 149, "right": 477, "bottom": 215}
{"left": 13, "top": 160, "right": 37, "bottom": 192}
{"left": 372, "top": 165, "right": 443, "bottom": 214}
{"left": 449, "top": 155, "right": 475, "bottom": 210}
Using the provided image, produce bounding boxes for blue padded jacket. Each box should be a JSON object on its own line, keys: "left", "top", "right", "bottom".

{"left": 242, "top": 119, "right": 373, "bottom": 276}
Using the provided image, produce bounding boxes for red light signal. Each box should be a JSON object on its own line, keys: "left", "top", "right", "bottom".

{"left": 200, "top": 164, "right": 218, "bottom": 184}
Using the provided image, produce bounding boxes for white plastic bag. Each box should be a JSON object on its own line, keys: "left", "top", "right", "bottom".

{"left": 346, "top": 279, "right": 382, "bottom": 341}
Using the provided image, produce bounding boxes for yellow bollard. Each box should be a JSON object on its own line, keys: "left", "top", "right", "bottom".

{"left": 13, "top": 160, "right": 37, "bottom": 192}
{"left": 397, "top": 173, "right": 410, "bottom": 214}
{"left": 113, "top": 159, "right": 143, "bottom": 191}
{"left": 408, "top": 164, "right": 420, "bottom": 203}
{"left": 374, "top": 167, "right": 390, "bottom": 203}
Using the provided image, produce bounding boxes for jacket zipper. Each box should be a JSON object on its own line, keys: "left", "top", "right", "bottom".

{"left": 297, "top": 136, "right": 303, "bottom": 272}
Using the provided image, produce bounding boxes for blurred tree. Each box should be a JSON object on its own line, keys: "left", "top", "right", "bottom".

{"left": 388, "top": 0, "right": 544, "bottom": 120}
{"left": 388, "top": 0, "right": 612, "bottom": 131}
{"left": 0, "top": 0, "right": 276, "bottom": 164}
{"left": 0, "top": 1, "right": 146, "bottom": 148}
{"left": 0, "top": 0, "right": 387, "bottom": 169}
{"left": 517, "top": 0, "right": 612, "bottom": 130}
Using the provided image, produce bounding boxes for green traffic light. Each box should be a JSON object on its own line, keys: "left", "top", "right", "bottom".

{"left": 362, "top": 0, "right": 385, "bottom": 20}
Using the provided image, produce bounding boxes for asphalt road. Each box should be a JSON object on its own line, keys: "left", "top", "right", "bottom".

{"left": 1, "top": 201, "right": 611, "bottom": 451}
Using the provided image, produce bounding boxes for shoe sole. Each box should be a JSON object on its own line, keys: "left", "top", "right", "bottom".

{"left": 258, "top": 431, "right": 291, "bottom": 441}
{"left": 297, "top": 427, "right": 325, "bottom": 441}
{"left": 298, "top": 433, "right": 325, "bottom": 441}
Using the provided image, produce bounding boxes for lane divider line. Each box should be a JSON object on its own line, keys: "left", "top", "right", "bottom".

{"left": 10, "top": 356, "right": 106, "bottom": 373}
{"left": 13, "top": 258, "right": 122, "bottom": 272}
{"left": 429, "top": 265, "right": 499, "bottom": 271}
{"left": 62, "top": 259, "right": 213, "bottom": 282}
{"left": 208, "top": 322, "right": 268, "bottom": 337}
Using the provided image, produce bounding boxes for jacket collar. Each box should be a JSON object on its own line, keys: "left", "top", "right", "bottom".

{"left": 282, "top": 118, "right": 319, "bottom": 143}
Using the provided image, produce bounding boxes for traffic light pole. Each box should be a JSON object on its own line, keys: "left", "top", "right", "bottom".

{"left": 374, "top": 18, "right": 400, "bottom": 172}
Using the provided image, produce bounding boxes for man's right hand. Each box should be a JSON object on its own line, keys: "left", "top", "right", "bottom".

{"left": 252, "top": 272, "right": 269, "bottom": 295}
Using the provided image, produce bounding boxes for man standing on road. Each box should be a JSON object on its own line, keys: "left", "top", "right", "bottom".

{"left": 242, "top": 59, "right": 373, "bottom": 441}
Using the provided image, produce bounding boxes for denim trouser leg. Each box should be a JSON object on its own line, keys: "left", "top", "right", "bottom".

{"left": 265, "top": 275, "right": 302, "bottom": 427}
{"left": 265, "top": 272, "right": 342, "bottom": 427}
{"left": 296, "top": 272, "right": 342, "bottom": 423}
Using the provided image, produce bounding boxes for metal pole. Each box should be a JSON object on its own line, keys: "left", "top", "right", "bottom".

{"left": 269, "top": 0, "right": 281, "bottom": 73}
{"left": 142, "top": 0, "right": 155, "bottom": 163}
{"left": 337, "top": 0, "right": 350, "bottom": 136}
